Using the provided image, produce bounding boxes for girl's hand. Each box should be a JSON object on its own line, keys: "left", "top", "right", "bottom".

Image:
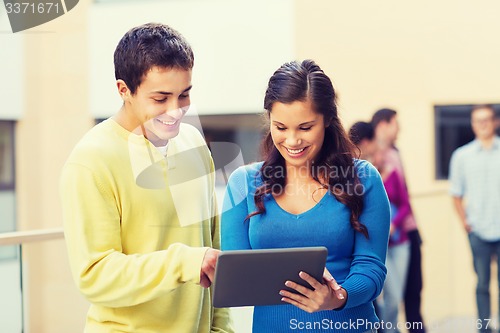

{"left": 279, "top": 268, "right": 347, "bottom": 313}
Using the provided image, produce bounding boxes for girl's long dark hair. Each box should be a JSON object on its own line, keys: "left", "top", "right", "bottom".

{"left": 248, "top": 60, "right": 368, "bottom": 238}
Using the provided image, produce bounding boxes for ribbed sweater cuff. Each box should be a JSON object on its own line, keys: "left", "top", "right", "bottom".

{"left": 178, "top": 245, "right": 210, "bottom": 284}
{"left": 341, "top": 275, "right": 374, "bottom": 308}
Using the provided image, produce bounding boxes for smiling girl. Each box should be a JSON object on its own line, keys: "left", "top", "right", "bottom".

{"left": 221, "top": 60, "right": 390, "bottom": 333}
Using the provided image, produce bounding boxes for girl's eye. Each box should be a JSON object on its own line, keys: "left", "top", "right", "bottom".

{"left": 300, "top": 127, "right": 312, "bottom": 131}
{"left": 276, "top": 126, "right": 286, "bottom": 131}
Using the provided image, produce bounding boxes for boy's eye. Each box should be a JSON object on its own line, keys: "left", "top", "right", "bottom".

{"left": 153, "top": 98, "right": 167, "bottom": 103}
{"left": 180, "top": 94, "right": 190, "bottom": 99}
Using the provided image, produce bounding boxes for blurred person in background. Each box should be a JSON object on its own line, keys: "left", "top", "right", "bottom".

{"left": 372, "top": 109, "right": 426, "bottom": 333}
{"left": 60, "top": 23, "right": 233, "bottom": 333}
{"left": 349, "top": 121, "right": 376, "bottom": 162}
{"left": 349, "top": 120, "right": 382, "bottom": 333}
{"left": 372, "top": 109, "right": 410, "bottom": 333}
{"left": 449, "top": 104, "right": 500, "bottom": 333}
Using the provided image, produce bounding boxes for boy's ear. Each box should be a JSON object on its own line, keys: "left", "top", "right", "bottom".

{"left": 116, "top": 79, "right": 131, "bottom": 101}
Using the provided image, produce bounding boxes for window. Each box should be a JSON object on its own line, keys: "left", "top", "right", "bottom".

{"left": 184, "top": 113, "right": 265, "bottom": 187}
{"left": 0, "top": 121, "right": 15, "bottom": 190}
{"left": 435, "top": 104, "right": 500, "bottom": 180}
{"left": 0, "top": 121, "right": 17, "bottom": 260}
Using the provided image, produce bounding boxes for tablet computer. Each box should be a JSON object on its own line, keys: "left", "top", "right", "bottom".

{"left": 212, "top": 246, "right": 328, "bottom": 308}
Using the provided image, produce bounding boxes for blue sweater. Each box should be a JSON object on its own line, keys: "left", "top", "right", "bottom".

{"left": 221, "top": 160, "right": 390, "bottom": 333}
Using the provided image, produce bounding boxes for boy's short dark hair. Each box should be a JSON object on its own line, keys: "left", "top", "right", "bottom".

{"left": 114, "top": 22, "right": 194, "bottom": 94}
{"left": 371, "top": 108, "right": 397, "bottom": 128}
{"left": 349, "top": 121, "right": 374, "bottom": 145}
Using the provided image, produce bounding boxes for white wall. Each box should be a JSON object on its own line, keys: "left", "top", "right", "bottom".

{"left": 0, "top": 9, "right": 24, "bottom": 120}
{"left": 88, "top": 0, "right": 295, "bottom": 118}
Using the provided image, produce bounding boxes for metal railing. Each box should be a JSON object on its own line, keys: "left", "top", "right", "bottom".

{"left": 0, "top": 228, "right": 64, "bottom": 246}
{"left": 0, "top": 228, "right": 65, "bottom": 333}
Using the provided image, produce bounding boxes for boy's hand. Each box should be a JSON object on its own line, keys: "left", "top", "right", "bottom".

{"left": 200, "top": 248, "right": 220, "bottom": 288}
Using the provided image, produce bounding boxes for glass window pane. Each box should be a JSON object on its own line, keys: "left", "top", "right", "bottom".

{"left": 0, "top": 121, "right": 15, "bottom": 189}
{"left": 0, "top": 191, "right": 16, "bottom": 259}
{"left": 434, "top": 104, "right": 500, "bottom": 179}
{"left": 0, "top": 245, "right": 22, "bottom": 332}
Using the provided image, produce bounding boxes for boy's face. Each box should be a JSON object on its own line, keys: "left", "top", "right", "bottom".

{"left": 377, "top": 115, "right": 399, "bottom": 144}
{"left": 120, "top": 66, "right": 192, "bottom": 146}
{"left": 471, "top": 107, "right": 496, "bottom": 141}
{"left": 386, "top": 115, "right": 399, "bottom": 143}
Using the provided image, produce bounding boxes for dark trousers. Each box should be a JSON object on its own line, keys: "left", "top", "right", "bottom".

{"left": 468, "top": 233, "right": 500, "bottom": 333}
{"left": 404, "top": 230, "right": 426, "bottom": 333}
{"left": 374, "top": 230, "right": 426, "bottom": 333}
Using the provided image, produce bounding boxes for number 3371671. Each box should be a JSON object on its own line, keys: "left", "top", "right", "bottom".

{"left": 5, "top": 2, "right": 61, "bottom": 14}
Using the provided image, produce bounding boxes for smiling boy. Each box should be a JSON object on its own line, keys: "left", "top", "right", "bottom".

{"left": 60, "top": 23, "right": 233, "bottom": 333}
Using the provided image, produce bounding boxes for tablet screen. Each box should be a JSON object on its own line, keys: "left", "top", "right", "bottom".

{"left": 212, "top": 246, "right": 328, "bottom": 308}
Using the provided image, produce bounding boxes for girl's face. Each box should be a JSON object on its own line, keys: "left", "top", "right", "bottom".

{"left": 270, "top": 98, "right": 326, "bottom": 170}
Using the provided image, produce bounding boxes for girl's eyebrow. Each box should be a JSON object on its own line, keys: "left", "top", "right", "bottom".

{"left": 272, "top": 120, "right": 317, "bottom": 126}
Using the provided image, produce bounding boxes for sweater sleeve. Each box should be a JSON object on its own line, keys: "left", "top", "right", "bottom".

{"left": 221, "top": 166, "right": 253, "bottom": 251}
{"left": 211, "top": 221, "right": 235, "bottom": 333}
{"left": 211, "top": 308, "right": 235, "bottom": 333}
{"left": 341, "top": 161, "right": 390, "bottom": 308}
{"left": 60, "top": 162, "right": 208, "bottom": 308}
{"left": 209, "top": 180, "right": 235, "bottom": 333}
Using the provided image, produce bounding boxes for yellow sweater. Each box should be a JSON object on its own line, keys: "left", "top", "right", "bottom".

{"left": 60, "top": 119, "right": 233, "bottom": 333}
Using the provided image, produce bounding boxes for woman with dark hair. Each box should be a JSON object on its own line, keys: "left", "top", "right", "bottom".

{"left": 221, "top": 60, "right": 390, "bottom": 333}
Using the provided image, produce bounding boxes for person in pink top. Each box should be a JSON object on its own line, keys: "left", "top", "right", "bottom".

{"left": 371, "top": 108, "right": 425, "bottom": 333}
